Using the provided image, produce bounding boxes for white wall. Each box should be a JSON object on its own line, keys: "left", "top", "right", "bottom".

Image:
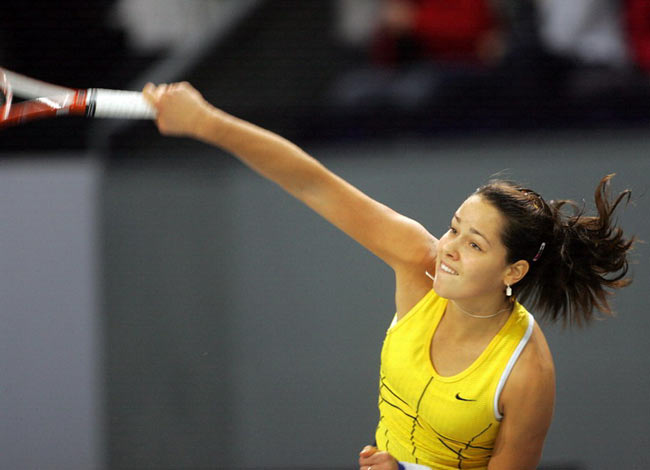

{"left": 0, "top": 156, "right": 104, "bottom": 470}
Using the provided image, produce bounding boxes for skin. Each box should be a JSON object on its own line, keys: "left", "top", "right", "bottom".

{"left": 143, "top": 82, "right": 556, "bottom": 470}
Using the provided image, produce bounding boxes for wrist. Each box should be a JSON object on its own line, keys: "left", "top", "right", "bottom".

{"left": 194, "top": 104, "right": 231, "bottom": 143}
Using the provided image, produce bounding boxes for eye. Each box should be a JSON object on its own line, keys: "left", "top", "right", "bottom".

{"left": 470, "top": 242, "right": 482, "bottom": 251}
{"left": 448, "top": 225, "right": 457, "bottom": 234}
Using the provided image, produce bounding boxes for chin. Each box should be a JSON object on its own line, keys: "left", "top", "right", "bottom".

{"left": 433, "top": 277, "right": 454, "bottom": 300}
{"left": 434, "top": 276, "right": 476, "bottom": 302}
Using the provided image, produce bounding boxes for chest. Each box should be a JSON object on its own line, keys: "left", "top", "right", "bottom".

{"left": 430, "top": 324, "right": 495, "bottom": 377}
{"left": 379, "top": 310, "right": 515, "bottom": 429}
{"left": 379, "top": 343, "right": 500, "bottom": 450}
{"left": 380, "top": 330, "right": 503, "bottom": 451}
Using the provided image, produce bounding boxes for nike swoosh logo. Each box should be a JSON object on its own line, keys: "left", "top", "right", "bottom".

{"left": 455, "top": 393, "right": 477, "bottom": 402}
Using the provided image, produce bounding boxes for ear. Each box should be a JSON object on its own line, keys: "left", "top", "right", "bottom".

{"left": 504, "top": 260, "right": 529, "bottom": 287}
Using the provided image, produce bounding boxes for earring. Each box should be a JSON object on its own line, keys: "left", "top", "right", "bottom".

{"left": 506, "top": 284, "right": 512, "bottom": 297}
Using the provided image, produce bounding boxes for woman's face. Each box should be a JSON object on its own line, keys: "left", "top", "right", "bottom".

{"left": 433, "top": 195, "right": 511, "bottom": 303}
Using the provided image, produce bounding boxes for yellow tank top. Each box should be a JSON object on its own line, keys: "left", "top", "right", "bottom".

{"left": 375, "top": 289, "right": 534, "bottom": 470}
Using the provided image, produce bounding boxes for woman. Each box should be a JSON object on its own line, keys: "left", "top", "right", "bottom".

{"left": 143, "top": 82, "right": 633, "bottom": 470}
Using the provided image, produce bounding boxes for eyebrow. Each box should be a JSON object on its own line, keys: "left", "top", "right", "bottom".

{"left": 454, "top": 214, "right": 492, "bottom": 247}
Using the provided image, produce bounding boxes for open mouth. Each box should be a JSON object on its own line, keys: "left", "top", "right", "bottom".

{"left": 439, "top": 262, "right": 458, "bottom": 275}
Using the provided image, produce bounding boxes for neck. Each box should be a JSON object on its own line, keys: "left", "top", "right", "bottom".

{"left": 454, "top": 301, "right": 511, "bottom": 319}
{"left": 447, "top": 297, "right": 513, "bottom": 329}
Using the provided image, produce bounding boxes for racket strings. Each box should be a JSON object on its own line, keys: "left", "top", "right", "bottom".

{"left": 0, "top": 70, "right": 12, "bottom": 120}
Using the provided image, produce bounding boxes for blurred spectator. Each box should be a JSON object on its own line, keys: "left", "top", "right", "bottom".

{"left": 330, "top": 0, "right": 505, "bottom": 111}
{"left": 335, "top": 0, "right": 382, "bottom": 50}
{"left": 532, "top": 0, "right": 650, "bottom": 106}
{"left": 535, "top": 0, "right": 629, "bottom": 68}
{"left": 624, "top": 0, "right": 650, "bottom": 73}
{"left": 111, "top": 0, "right": 234, "bottom": 54}
{"left": 371, "top": 0, "right": 503, "bottom": 67}
{"left": 329, "top": 0, "right": 650, "bottom": 131}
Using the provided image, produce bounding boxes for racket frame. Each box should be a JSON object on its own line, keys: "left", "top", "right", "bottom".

{"left": 0, "top": 67, "right": 155, "bottom": 127}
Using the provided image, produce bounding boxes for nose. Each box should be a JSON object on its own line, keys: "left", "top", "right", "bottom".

{"left": 441, "top": 236, "right": 460, "bottom": 261}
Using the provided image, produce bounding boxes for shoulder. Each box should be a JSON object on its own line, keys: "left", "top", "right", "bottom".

{"left": 394, "top": 237, "right": 438, "bottom": 318}
{"left": 500, "top": 321, "right": 555, "bottom": 421}
{"left": 489, "top": 322, "right": 555, "bottom": 469}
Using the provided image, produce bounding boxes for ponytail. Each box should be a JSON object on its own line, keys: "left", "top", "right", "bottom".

{"left": 476, "top": 174, "right": 634, "bottom": 326}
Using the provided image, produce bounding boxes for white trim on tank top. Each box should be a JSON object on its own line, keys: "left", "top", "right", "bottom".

{"left": 494, "top": 312, "right": 535, "bottom": 421}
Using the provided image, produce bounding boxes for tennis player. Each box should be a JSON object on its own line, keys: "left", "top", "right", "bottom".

{"left": 143, "top": 82, "right": 633, "bottom": 470}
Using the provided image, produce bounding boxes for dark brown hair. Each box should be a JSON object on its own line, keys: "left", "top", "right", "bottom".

{"left": 475, "top": 174, "right": 634, "bottom": 326}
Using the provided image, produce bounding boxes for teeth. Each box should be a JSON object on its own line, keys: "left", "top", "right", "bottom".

{"left": 440, "top": 263, "right": 458, "bottom": 275}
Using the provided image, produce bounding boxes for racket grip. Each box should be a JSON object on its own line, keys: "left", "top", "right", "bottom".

{"left": 87, "top": 89, "right": 156, "bottom": 119}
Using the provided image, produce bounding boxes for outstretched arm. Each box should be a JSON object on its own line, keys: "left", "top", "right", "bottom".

{"left": 143, "top": 82, "right": 437, "bottom": 272}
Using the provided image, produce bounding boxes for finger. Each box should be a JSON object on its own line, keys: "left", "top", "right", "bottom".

{"left": 359, "top": 461, "right": 381, "bottom": 470}
{"left": 360, "top": 451, "right": 395, "bottom": 468}
{"left": 169, "top": 82, "right": 185, "bottom": 91}
{"left": 359, "top": 445, "right": 378, "bottom": 457}
{"left": 142, "top": 83, "right": 157, "bottom": 103}
{"left": 143, "top": 83, "right": 169, "bottom": 108}
{"left": 359, "top": 453, "right": 382, "bottom": 467}
{"left": 359, "top": 445, "right": 377, "bottom": 466}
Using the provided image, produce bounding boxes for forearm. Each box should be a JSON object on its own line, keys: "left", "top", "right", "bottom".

{"left": 195, "top": 104, "right": 329, "bottom": 201}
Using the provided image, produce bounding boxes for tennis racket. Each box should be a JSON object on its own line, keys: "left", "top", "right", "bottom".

{"left": 0, "top": 67, "right": 156, "bottom": 128}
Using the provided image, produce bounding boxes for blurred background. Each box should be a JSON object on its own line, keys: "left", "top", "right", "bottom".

{"left": 1, "top": 1, "right": 649, "bottom": 469}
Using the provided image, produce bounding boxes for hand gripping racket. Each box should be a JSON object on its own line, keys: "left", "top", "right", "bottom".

{"left": 0, "top": 67, "right": 156, "bottom": 128}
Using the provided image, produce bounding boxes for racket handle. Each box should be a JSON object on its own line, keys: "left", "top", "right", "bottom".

{"left": 87, "top": 89, "right": 156, "bottom": 119}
